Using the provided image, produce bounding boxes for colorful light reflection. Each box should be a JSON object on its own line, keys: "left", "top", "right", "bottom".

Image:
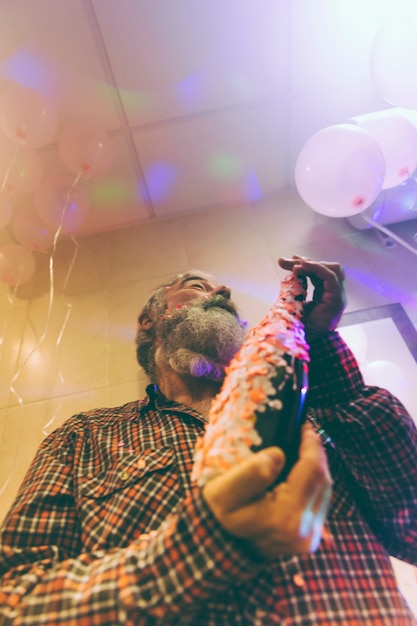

{"left": 0, "top": 49, "right": 53, "bottom": 95}
{"left": 89, "top": 180, "right": 131, "bottom": 208}
{"left": 142, "top": 162, "right": 178, "bottom": 203}
{"left": 209, "top": 152, "right": 243, "bottom": 180}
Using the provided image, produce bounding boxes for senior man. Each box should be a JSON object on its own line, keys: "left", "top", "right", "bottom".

{"left": 0, "top": 256, "right": 416, "bottom": 625}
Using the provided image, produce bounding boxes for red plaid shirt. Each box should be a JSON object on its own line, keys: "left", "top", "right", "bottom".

{"left": 1, "top": 332, "right": 417, "bottom": 625}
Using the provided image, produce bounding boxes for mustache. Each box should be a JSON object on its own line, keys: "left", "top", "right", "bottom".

{"left": 199, "top": 295, "right": 239, "bottom": 317}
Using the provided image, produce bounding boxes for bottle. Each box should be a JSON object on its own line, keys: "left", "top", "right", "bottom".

{"left": 192, "top": 271, "right": 309, "bottom": 486}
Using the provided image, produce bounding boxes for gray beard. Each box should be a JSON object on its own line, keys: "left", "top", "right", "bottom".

{"left": 155, "top": 300, "right": 246, "bottom": 382}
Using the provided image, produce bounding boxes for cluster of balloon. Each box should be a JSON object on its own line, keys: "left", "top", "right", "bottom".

{"left": 0, "top": 85, "right": 113, "bottom": 457}
{"left": 295, "top": 108, "right": 417, "bottom": 219}
{"left": 0, "top": 85, "right": 57, "bottom": 286}
{"left": 296, "top": 10, "right": 417, "bottom": 220}
{"left": 0, "top": 84, "right": 112, "bottom": 287}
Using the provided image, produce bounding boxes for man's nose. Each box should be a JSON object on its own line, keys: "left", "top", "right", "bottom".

{"left": 210, "top": 284, "right": 231, "bottom": 299}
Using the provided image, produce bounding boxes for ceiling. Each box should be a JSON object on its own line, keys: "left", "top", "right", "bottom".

{"left": 0, "top": 0, "right": 398, "bottom": 239}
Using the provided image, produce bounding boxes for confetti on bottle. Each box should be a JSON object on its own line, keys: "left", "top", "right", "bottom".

{"left": 192, "top": 271, "right": 309, "bottom": 486}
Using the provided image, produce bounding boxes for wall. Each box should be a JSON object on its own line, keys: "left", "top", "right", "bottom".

{"left": 1, "top": 190, "right": 417, "bottom": 603}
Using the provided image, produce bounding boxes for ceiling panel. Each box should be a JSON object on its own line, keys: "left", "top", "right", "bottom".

{"left": 133, "top": 98, "right": 288, "bottom": 217}
{"left": 93, "top": 0, "right": 290, "bottom": 127}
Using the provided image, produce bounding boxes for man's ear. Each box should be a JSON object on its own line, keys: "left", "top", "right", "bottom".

{"left": 137, "top": 310, "right": 154, "bottom": 330}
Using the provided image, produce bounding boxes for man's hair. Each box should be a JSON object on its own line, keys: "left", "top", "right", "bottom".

{"left": 135, "top": 274, "right": 182, "bottom": 382}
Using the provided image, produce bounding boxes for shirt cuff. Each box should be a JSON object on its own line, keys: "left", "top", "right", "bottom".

{"left": 307, "top": 330, "right": 364, "bottom": 406}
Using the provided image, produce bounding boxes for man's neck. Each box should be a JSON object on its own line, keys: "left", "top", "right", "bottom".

{"left": 156, "top": 366, "right": 221, "bottom": 419}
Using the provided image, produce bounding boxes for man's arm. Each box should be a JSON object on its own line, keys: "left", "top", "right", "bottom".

{"left": 278, "top": 256, "right": 417, "bottom": 564}
{"left": 309, "top": 330, "right": 417, "bottom": 564}
{"left": 0, "top": 411, "right": 261, "bottom": 625}
{"left": 0, "top": 426, "right": 259, "bottom": 625}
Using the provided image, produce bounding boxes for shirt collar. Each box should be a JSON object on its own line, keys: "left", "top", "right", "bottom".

{"left": 145, "top": 384, "right": 208, "bottom": 425}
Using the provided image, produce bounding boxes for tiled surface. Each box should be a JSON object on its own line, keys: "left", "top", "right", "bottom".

{"left": 8, "top": 288, "right": 109, "bottom": 404}
{"left": 107, "top": 279, "right": 154, "bottom": 387}
{"left": 106, "top": 218, "right": 189, "bottom": 286}
{"left": 133, "top": 99, "right": 289, "bottom": 217}
{"left": 181, "top": 202, "right": 267, "bottom": 268}
{"left": 0, "top": 301, "right": 29, "bottom": 407}
{"left": 192, "top": 253, "right": 281, "bottom": 330}
{"left": 2, "top": 192, "right": 417, "bottom": 612}
{"left": 0, "top": 388, "right": 108, "bottom": 520}
{"left": 2, "top": 190, "right": 417, "bottom": 415}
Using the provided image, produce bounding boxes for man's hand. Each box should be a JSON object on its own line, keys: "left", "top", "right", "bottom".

{"left": 202, "top": 424, "right": 332, "bottom": 560}
{"left": 278, "top": 256, "right": 347, "bottom": 338}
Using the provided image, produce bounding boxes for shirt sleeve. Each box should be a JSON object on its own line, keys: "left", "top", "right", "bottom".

{"left": 0, "top": 421, "right": 260, "bottom": 625}
{"left": 307, "top": 330, "right": 417, "bottom": 564}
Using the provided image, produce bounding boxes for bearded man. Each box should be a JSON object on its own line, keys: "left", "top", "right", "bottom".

{"left": 1, "top": 256, "right": 417, "bottom": 625}
{"left": 136, "top": 271, "right": 247, "bottom": 416}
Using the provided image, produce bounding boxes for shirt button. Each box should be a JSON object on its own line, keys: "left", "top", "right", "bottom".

{"left": 254, "top": 609, "right": 267, "bottom": 625}
{"left": 121, "top": 470, "right": 130, "bottom": 481}
{"left": 293, "top": 574, "right": 306, "bottom": 588}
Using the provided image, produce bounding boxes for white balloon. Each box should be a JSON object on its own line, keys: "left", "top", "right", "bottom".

{"left": 371, "top": 12, "right": 417, "bottom": 109}
{"left": 0, "top": 189, "right": 14, "bottom": 228}
{"left": 11, "top": 203, "right": 55, "bottom": 252}
{"left": 295, "top": 124, "right": 385, "bottom": 217}
{"left": 352, "top": 110, "right": 417, "bottom": 189}
{"left": 0, "top": 85, "right": 57, "bottom": 148}
{"left": 0, "top": 243, "right": 36, "bottom": 286}
{"left": 34, "top": 174, "right": 90, "bottom": 234}
{"left": 0, "top": 137, "right": 43, "bottom": 196}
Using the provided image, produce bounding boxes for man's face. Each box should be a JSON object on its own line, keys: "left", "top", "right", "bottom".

{"left": 154, "top": 271, "right": 246, "bottom": 381}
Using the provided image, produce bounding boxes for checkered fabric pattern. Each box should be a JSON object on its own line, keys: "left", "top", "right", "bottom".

{"left": 1, "top": 332, "right": 417, "bottom": 624}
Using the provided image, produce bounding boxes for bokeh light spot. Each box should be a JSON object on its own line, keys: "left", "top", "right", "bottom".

{"left": 209, "top": 152, "right": 243, "bottom": 180}
{"left": 0, "top": 48, "right": 52, "bottom": 93}
{"left": 89, "top": 180, "right": 131, "bottom": 208}
{"left": 143, "top": 162, "right": 178, "bottom": 203}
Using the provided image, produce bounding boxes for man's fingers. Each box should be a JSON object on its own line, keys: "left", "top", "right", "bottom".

{"left": 278, "top": 257, "right": 347, "bottom": 334}
{"left": 203, "top": 447, "right": 285, "bottom": 514}
{"left": 279, "top": 256, "right": 345, "bottom": 283}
